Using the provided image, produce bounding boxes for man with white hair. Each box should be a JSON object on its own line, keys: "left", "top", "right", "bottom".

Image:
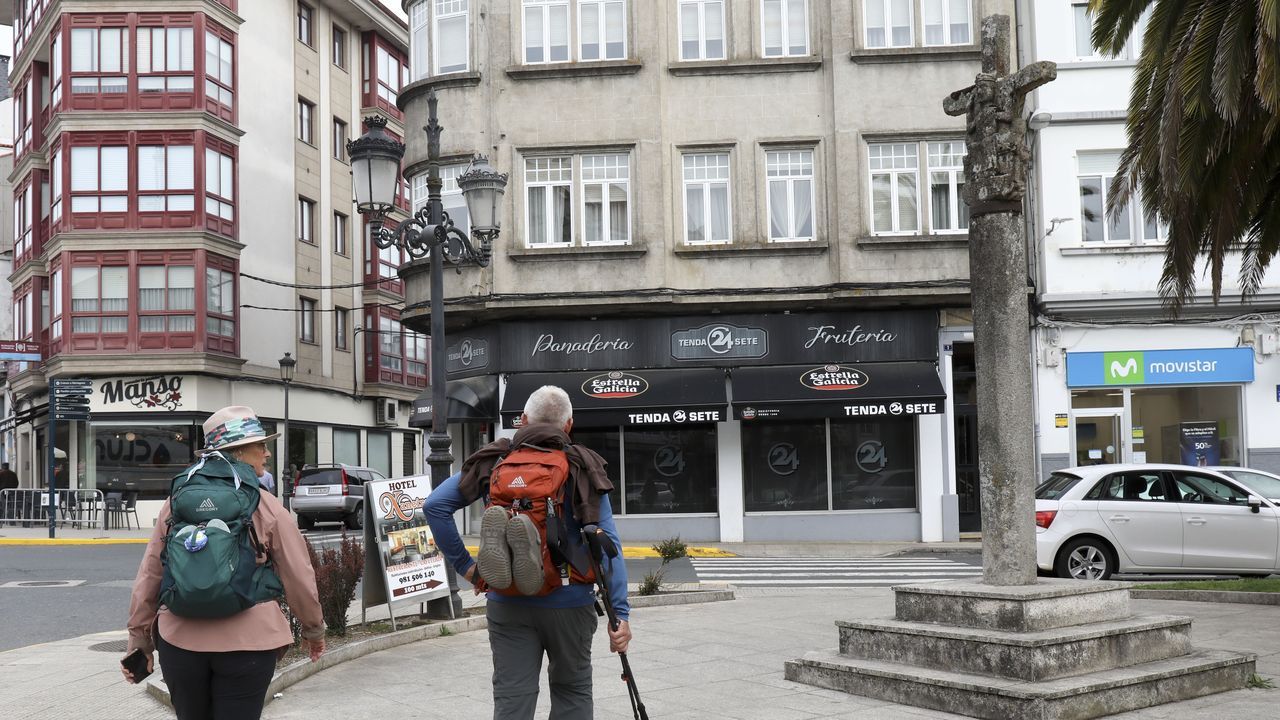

{"left": 424, "top": 385, "right": 631, "bottom": 720}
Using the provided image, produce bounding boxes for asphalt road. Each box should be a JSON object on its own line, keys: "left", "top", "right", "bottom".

{"left": 0, "top": 542, "right": 691, "bottom": 653}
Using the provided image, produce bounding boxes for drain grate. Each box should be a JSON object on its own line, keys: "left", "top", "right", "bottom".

{"left": 89, "top": 640, "right": 130, "bottom": 653}
{"left": 0, "top": 580, "right": 86, "bottom": 588}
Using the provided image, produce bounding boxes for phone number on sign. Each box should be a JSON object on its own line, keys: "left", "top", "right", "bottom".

{"left": 398, "top": 570, "right": 437, "bottom": 585}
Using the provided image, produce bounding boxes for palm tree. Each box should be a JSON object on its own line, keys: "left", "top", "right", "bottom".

{"left": 1089, "top": 0, "right": 1280, "bottom": 310}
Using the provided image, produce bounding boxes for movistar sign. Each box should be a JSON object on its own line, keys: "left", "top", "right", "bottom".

{"left": 1066, "top": 348, "right": 1255, "bottom": 387}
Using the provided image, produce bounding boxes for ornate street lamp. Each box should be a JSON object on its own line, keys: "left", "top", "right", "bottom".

{"left": 348, "top": 90, "right": 507, "bottom": 617}
{"left": 278, "top": 352, "right": 296, "bottom": 509}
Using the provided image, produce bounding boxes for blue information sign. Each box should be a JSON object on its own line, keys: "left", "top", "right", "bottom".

{"left": 1066, "top": 347, "right": 1255, "bottom": 388}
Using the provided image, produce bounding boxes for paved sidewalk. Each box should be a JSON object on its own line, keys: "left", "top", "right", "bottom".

{"left": 2, "top": 586, "right": 1277, "bottom": 719}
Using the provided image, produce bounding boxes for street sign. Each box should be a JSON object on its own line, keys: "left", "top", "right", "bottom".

{"left": 51, "top": 378, "right": 93, "bottom": 389}
{"left": 53, "top": 387, "right": 91, "bottom": 396}
{"left": 54, "top": 413, "right": 90, "bottom": 422}
{"left": 55, "top": 398, "right": 90, "bottom": 410}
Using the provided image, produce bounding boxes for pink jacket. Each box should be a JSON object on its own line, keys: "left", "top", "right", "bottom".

{"left": 127, "top": 490, "right": 325, "bottom": 655}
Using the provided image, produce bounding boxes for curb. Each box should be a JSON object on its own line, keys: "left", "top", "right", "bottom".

{"left": 462, "top": 544, "right": 737, "bottom": 559}
{"left": 1130, "top": 589, "right": 1280, "bottom": 606}
{"left": 144, "top": 587, "right": 735, "bottom": 709}
{"left": 0, "top": 537, "right": 149, "bottom": 545}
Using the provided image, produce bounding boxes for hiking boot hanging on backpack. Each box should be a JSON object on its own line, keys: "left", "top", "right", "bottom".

{"left": 480, "top": 444, "right": 594, "bottom": 597}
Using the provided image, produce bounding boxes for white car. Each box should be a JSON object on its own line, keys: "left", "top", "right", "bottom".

{"left": 1210, "top": 466, "right": 1280, "bottom": 504}
{"left": 1035, "top": 464, "right": 1280, "bottom": 580}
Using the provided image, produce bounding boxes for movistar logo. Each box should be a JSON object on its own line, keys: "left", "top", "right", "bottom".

{"left": 1104, "top": 352, "right": 1144, "bottom": 385}
{"left": 197, "top": 497, "right": 218, "bottom": 512}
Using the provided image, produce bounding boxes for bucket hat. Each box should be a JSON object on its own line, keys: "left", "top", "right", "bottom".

{"left": 200, "top": 405, "right": 279, "bottom": 454}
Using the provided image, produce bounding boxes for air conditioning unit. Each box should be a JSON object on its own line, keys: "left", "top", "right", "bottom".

{"left": 376, "top": 398, "right": 398, "bottom": 426}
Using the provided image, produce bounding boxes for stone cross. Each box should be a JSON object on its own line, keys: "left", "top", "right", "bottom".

{"left": 944, "top": 15, "right": 1056, "bottom": 586}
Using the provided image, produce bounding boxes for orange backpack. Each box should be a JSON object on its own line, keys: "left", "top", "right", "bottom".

{"left": 487, "top": 445, "right": 595, "bottom": 596}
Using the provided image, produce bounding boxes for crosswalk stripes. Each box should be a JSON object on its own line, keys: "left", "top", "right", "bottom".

{"left": 690, "top": 556, "right": 983, "bottom": 587}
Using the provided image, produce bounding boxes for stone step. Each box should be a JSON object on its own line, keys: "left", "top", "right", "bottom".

{"left": 838, "top": 614, "right": 1192, "bottom": 681}
{"left": 785, "top": 648, "right": 1254, "bottom": 720}
{"left": 894, "top": 579, "right": 1131, "bottom": 633}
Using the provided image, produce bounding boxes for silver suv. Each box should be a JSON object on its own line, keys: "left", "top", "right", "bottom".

{"left": 292, "top": 464, "right": 386, "bottom": 530}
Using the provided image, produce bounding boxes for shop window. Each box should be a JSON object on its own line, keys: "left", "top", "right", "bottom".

{"left": 766, "top": 149, "right": 814, "bottom": 241}
{"left": 682, "top": 152, "right": 731, "bottom": 244}
{"left": 762, "top": 0, "right": 808, "bottom": 57}
{"left": 334, "top": 428, "right": 361, "bottom": 465}
{"left": 623, "top": 427, "right": 718, "bottom": 514}
{"left": 90, "top": 423, "right": 200, "bottom": 500}
{"left": 288, "top": 425, "right": 319, "bottom": 478}
{"left": 71, "top": 266, "right": 129, "bottom": 335}
{"left": 679, "top": 0, "right": 725, "bottom": 60}
{"left": 830, "top": 417, "right": 918, "bottom": 510}
{"left": 138, "top": 145, "right": 195, "bottom": 212}
{"left": 743, "top": 421, "right": 828, "bottom": 511}
{"left": 572, "top": 429, "right": 622, "bottom": 512}
{"left": 137, "top": 27, "right": 194, "bottom": 93}
{"left": 1130, "top": 386, "right": 1242, "bottom": 466}
{"left": 138, "top": 265, "right": 195, "bottom": 333}
{"left": 368, "top": 431, "right": 392, "bottom": 477}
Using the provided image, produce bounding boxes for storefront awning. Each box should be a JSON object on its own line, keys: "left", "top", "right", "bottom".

{"left": 732, "top": 362, "right": 946, "bottom": 421}
{"left": 500, "top": 368, "right": 728, "bottom": 428}
{"left": 410, "top": 375, "right": 499, "bottom": 427}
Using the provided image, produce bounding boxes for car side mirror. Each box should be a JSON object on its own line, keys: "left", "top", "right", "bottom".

{"left": 1248, "top": 495, "right": 1263, "bottom": 514}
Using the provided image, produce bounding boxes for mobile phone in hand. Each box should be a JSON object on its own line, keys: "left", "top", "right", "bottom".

{"left": 121, "top": 648, "right": 152, "bottom": 682}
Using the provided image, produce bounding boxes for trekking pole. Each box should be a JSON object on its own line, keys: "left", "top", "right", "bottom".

{"left": 581, "top": 525, "right": 649, "bottom": 720}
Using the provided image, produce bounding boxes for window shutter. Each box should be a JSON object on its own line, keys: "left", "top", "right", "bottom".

{"left": 178, "top": 28, "right": 195, "bottom": 70}
{"left": 101, "top": 267, "right": 129, "bottom": 301}
{"left": 100, "top": 29, "right": 122, "bottom": 73}
{"left": 220, "top": 155, "right": 233, "bottom": 199}
{"left": 137, "top": 29, "right": 152, "bottom": 73}
{"left": 1078, "top": 150, "right": 1122, "bottom": 176}
{"left": 70, "top": 29, "right": 95, "bottom": 72}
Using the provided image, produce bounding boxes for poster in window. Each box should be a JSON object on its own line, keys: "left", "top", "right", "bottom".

{"left": 1179, "top": 421, "right": 1220, "bottom": 467}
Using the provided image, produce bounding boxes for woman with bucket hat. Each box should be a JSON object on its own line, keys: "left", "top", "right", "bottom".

{"left": 124, "top": 406, "right": 326, "bottom": 719}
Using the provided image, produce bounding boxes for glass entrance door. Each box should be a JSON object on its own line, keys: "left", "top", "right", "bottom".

{"left": 1073, "top": 411, "right": 1123, "bottom": 466}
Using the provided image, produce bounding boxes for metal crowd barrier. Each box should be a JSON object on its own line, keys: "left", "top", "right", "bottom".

{"left": 0, "top": 488, "right": 107, "bottom": 528}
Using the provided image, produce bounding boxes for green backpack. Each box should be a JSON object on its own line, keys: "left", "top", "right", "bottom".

{"left": 159, "top": 452, "right": 284, "bottom": 618}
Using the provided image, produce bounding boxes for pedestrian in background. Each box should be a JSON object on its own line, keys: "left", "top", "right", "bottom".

{"left": 425, "top": 385, "right": 631, "bottom": 720}
{"left": 260, "top": 469, "right": 276, "bottom": 493}
{"left": 124, "top": 406, "right": 325, "bottom": 719}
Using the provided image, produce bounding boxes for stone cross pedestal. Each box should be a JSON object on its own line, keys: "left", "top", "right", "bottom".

{"left": 785, "top": 16, "right": 1255, "bottom": 719}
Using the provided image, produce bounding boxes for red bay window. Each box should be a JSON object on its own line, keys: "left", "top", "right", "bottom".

{"left": 361, "top": 32, "right": 407, "bottom": 119}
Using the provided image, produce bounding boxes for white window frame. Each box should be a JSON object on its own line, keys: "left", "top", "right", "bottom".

{"left": 136, "top": 27, "right": 194, "bottom": 93}
{"left": 682, "top": 151, "right": 733, "bottom": 245}
{"left": 765, "top": 148, "right": 815, "bottom": 242}
{"left": 50, "top": 149, "right": 62, "bottom": 221}
{"left": 922, "top": 0, "right": 971, "bottom": 47}
{"left": 205, "top": 148, "right": 234, "bottom": 221}
{"left": 1076, "top": 150, "right": 1166, "bottom": 245}
{"left": 137, "top": 144, "right": 196, "bottom": 213}
{"left": 524, "top": 155, "right": 574, "bottom": 246}
{"left": 679, "top": 0, "right": 726, "bottom": 61}
{"left": 70, "top": 27, "right": 128, "bottom": 95}
{"left": 434, "top": 0, "right": 470, "bottom": 74}
{"left": 70, "top": 145, "right": 128, "bottom": 214}
{"left": 523, "top": 0, "right": 572, "bottom": 64}
{"left": 761, "top": 0, "right": 809, "bottom": 58}
{"left": 580, "top": 0, "right": 627, "bottom": 61}
{"left": 867, "top": 142, "right": 921, "bottom": 236}
{"left": 926, "top": 140, "right": 967, "bottom": 234}
{"left": 204, "top": 30, "right": 234, "bottom": 108}
{"left": 863, "top": 0, "right": 914, "bottom": 49}
{"left": 581, "top": 153, "right": 631, "bottom": 246}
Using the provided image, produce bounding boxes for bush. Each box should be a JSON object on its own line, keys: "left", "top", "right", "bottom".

{"left": 638, "top": 568, "right": 665, "bottom": 596}
{"left": 308, "top": 532, "right": 365, "bottom": 636}
{"left": 278, "top": 599, "right": 303, "bottom": 645}
{"left": 652, "top": 536, "right": 688, "bottom": 563}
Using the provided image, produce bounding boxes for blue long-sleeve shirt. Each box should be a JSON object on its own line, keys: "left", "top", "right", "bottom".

{"left": 424, "top": 471, "right": 630, "bottom": 621}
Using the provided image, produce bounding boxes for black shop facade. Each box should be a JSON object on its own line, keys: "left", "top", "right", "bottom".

{"left": 412, "top": 309, "right": 953, "bottom": 543}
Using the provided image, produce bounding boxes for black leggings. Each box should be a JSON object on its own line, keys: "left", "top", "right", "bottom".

{"left": 156, "top": 633, "right": 278, "bottom": 720}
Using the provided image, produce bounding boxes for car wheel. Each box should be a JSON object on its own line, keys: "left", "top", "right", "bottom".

{"left": 1056, "top": 537, "right": 1114, "bottom": 581}
{"left": 297, "top": 514, "right": 315, "bottom": 530}
{"left": 344, "top": 504, "right": 363, "bottom": 530}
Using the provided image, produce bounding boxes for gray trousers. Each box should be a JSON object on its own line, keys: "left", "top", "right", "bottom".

{"left": 487, "top": 601, "right": 598, "bottom": 720}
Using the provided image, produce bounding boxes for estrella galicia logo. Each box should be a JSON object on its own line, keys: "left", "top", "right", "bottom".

{"left": 740, "top": 407, "right": 757, "bottom": 420}
{"left": 800, "top": 365, "right": 869, "bottom": 391}
{"left": 671, "top": 323, "right": 768, "bottom": 360}
{"left": 583, "top": 371, "right": 648, "bottom": 399}
{"left": 1104, "top": 351, "right": 1144, "bottom": 385}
